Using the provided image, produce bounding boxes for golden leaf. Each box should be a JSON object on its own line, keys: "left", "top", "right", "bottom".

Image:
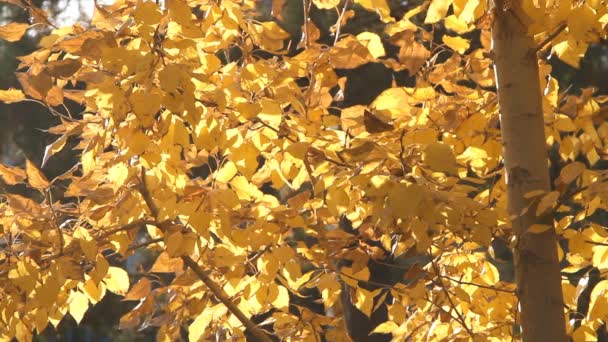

{"left": 353, "top": 0, "right": 393, "bottom": 23}
{"left": 124, "top": 278, "right": 151, "bottom": 301}
{"left": 0, "top": 88, "right": 26, "bottom": 103}
{"left": 150, "top": 252, "right": 184, "bottom": 273}
{"left": 312, "top": 0, "right": 340, "bottom": 9}
{"left": 372, "top": 321, "right": 399, "bottom": 334}
{"left": 423, "top": 142, "right": 458, "bottom": 174}
{"left": 103, "top": 267, "right": 130, "bottom": 295}
{"left": 536, "top": 191, "right": 560, "bottom": 217}
{"left": 528, "top": 224, "right": 553, "bottom": 234}
{"left": 68, "top": 291, "right": 90, "bottom": 324}
{"left": 26, "top": 159, "right": 50, "bottom": 189}
{"left": 442, "top": 35, "right": 470, "bottom": 54}
{"left": 189, "top": 309, "right": 214, "bottom": 342}
{"left": 0, "top": 163, "right": 26, "bottom": 185}
{"left": 0, "top": 22, "right": 29, "bottom": 42}
{"left": 425, "top": 0, "right": 451, "bottom": 24}
{"left": 356, "top": 32, "right": 385, "bottom": 59}
{"left": 388, "top": 183, "right": 422, "bottom": 220}
{"left": 41, "top": 135, "right": 68, "bottom": 168}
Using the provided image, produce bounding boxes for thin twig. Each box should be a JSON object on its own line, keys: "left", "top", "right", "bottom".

{"left": 439, "top": 274, "right": 515, "bottom": 293}
{"left": 45, "top": 189, "right": 64, "bottom": 255}
{"left": 534, "top": 22, "right": 567, "bottom": 57}
{"left": 333, "top": 0, "right": 350, "bottom": 46}
{"left": 181, "top": 256, "right": 273, "bottom": 342}
{"left": 127, "top": 237, "right": 163, "bottom": 252}
{"left": 430, "top": 258, "right": 474, "bottom": 336}
{"left": 96, "top": 219, "right": 157, "bottom": 240}
{"left": 302, "top": 0, "right": 310, "bottom": 49}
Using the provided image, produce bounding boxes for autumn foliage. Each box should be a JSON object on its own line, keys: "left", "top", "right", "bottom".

{"left": 0, "top": 0, "right": 607, "bottom": 341}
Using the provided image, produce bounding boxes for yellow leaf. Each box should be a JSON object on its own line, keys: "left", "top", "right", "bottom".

{"left": 355, "top": 287, "right": 377, "bottom": 317}
{"left": 442, "top": 35, "right": 470, "bottom": 54}
{"left": 371, "top": 87, "right": 410, "bottom": 119}
{"left": 528, "top": 224, "right": 552, "bottom": 234}
{"left": 124, "top": 277, "right": 151, "bottom": 301}
{"left": 317, "top": 273, "right": 342, "bottom": 309}
{"left": 80, "top": 278, "right": 106, "bottom": 304}
{"left": 567, "top": 5, "right": 599, "bottom": 42}
{"left": 425, "top": 0, "right": 451, "bottom": 24}
{"left": 536, "top": 191, "right": 559, "bottom": 217}
{"left": 353, "top": 0, "right": 393, "bottom": 22}
{"left": 481, "top": 260, "right": 499, "bottom": 285}
{"left": 553, "top": 38, "right": 587, "bottom": 68}
{"left": 250, "top": 21, "right": 290, "bottom": 51}
{"left": 326, "top": 186, "right": 350, "bottom": 217}
{"left": 269, "top": 284, "right": 290, "bottom": 311}
{"left": 103, "top": 267, "right": 130, "bottom": 295}
{"left": 444, "top": 15, "right": 474, "bottom": 34}
{"left": 0, "top": 88, "right": 26, "bottom": 103}
{"left": 68, "top": 291, "right": 90, "bottom": 324}
{"left": 26, "top": 159, "right": 50, "bottom": 189}
{"left": 372, "top": 321, "right": 399, "bottom": 334}
{"left": 41, "top": 135, "right": 68, "bottom": 168}
{"left": 411, "top": 218, "right": 432, "bottom": 252}
{"left": 356, "top": 32, "right": 385, "bottom": 59}
{"left": 313, "top": 0, "right": 340, "bottom": 9}
{"left": 189, "top": 210, "right": 213, "bottom": 236}
{"left": 388, "top": 183, "right": 422, "bottom": 220}
{"left": 553, "top": 114, "right": 577, "bottom": 132}
{"left": 189, "top": 309, "right": 213, "bottom": 342}
{"left": 0, "top": 163, "right": 26, "bottom": 185}
{"left": 107, "top": 163, "right": 129, "bottom": 192}
{"left": 285, "top": 142, "right": 310, "bottom": 160}
{"left": 216, "top": 160, "right": 238, "bottom": 183}
{"left": 150, "top": 252, "right": 184, "bottom": 273}
{"left": 230, "top": 141, "right": 259, "bottom": 179}
{"left": 572, "top": 325, "right": 597, "bottom": 342}
{"left": 423, "top": 142, "right": 458, "bottom": 174}
{"left": 330, "top": 36, "right": 374, "bottom": 69}
{"left": 0, "top": 22, "right": 29, "bottom": 42}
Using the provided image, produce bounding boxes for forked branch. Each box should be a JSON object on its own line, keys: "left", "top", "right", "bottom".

{"left": 138, "top": 168, "right": 273, "bottom": 342}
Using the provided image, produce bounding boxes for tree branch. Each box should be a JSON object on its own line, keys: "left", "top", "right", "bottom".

{"left": 138, "top": 168, "right": 274, "bottom": 342}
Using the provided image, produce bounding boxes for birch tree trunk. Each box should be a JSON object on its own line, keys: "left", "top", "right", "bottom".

{"left": 491, "top": 2, "right": 567, "bottom": 341}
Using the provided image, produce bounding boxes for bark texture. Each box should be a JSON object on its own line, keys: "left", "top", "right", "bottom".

{"left": 491, "top": 3, "right": 567, "bottom": 341}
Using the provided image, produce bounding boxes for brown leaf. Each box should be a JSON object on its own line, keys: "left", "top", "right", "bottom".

{"left": 124, "top": 277, "right": 152, "bottom": 301}
{"left": 364, "top": 110, "right": 394, "bottom": 133}
{"left": 6, "top": 193, "right": 45, "bottom": 217}
{"left": 26, "top": 159, "right": 50, "bottom": 189}
{"left": 45, "top": 86, "right": 64, "bottom": 106}
{"left": 271, "top": 0, "right": 286, "bottom": 21}
{"left": 298, "top": 19, "right": 321, "bottom": 49}
{"left": 0, "top": 22, "right": 29, "bottom": 42}
{"left": 63, "top": 89, "right": 85, "bottom": 104}
{"left": 47, "top": 59, "right": 82, "bottom": 78}
{"left": 329, "top": 36, "right": 373, "bottom": 69}
{"left": 16, "top": 70, "right": 52, "bottom": 100}
{"left": 0, "top": 163, "right": 26, "bottom": 185}
{"left": 0, "top": 0, "right": 27, "bottom": 8}
{"left": 397, "top": 37, "right": 430, "bottom": 75}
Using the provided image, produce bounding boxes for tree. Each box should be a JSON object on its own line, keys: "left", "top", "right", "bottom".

{"left": 0, "top": 0, "right": 606, "bottom": 341}
{"left": 491, "top": 1, "right": 567, "bottom": 340}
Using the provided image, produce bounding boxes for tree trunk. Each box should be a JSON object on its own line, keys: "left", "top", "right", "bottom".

{"left": 491, "top": 3, "right": 567, "bottom": 341}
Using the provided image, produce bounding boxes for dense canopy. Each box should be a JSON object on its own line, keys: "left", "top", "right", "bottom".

{"left": 0, "top": 0, "right": 606, "bottom": 341}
